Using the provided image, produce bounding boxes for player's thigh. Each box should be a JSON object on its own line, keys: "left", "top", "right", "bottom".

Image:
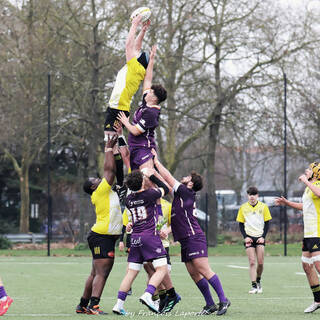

{"left": 93, "top": 258, "right": 114, "bottom": 276}
{"left": 144, "top": 261, "right": 156, "bottom": 276}
{"left": 246, "top": 247, "right": 256, "bottom": 263}
{"left": 255, "top": 245, "right": 265, "bottom": 264}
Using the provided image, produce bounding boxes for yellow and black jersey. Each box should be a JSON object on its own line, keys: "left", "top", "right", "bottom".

{"left": 302, "top": 180, "right": 320, "bottom": 238}
{"left": 91, "top": 178, "right": 122, "bottom": 235}
{"left": 236, "top": 201, "right": 272, "bottom": 237}
{"left": 160, "top": 198, "right": 172, "bottom": 248}
{"left": 108, "top": 57, "right": 146, "bottom": 112}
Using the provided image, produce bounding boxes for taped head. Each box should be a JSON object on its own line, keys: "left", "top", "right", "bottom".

{"left": 309, "top": 162, "right": 320, "bottom": 180}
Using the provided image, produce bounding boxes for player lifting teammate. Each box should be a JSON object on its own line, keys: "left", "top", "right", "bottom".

{"left": 152, "top": 150, "right": 231, "bottom": 316}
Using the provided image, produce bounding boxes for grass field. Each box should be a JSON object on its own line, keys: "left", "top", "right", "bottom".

{"left": 0, "top": 247, "right": 317, "bottom": 319}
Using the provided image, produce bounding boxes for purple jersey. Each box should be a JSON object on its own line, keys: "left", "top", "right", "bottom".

{"left": 126, "top": 188, "right": 162, "bottom": 234}
{"left": 128, "top": 95, "right": 161, "bottom": 150}
{"left": 171, "top": 182, "right": 204, "bottom": 242}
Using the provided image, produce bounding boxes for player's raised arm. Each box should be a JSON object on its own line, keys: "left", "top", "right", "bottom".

{"left": 134, "top": 19, "right": 150, "bottom": 53}
{"left": 152, "top": 149, "right": 177, "bottom": 189}
{"left": 143, "top": 45, "right": 156, "bottom": 92}
{"left": 126, "top": 15, "right": 142, "bottom": 62}
{"left": 117, "top": 111, "right": 142, "bottom": 136}
{"left": 274, "top": 196, "right": 303, "bottom": 210}
{"left": 141, "top": 167, "right": 169, "bottom": 196}
{"left": 103, "top": 134, "right": 118, "bottom": 185}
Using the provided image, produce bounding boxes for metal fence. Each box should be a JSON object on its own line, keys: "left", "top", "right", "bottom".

{"left": 0, "top": 190, "right": 303, "bottom": 245}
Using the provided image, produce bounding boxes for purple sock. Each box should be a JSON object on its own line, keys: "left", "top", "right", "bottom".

{"left": 208, "top": 274, "right": 227, "bottom": 303}
{"left": 0, "top": 287, "right": 6, "bottom": 299}
{"left": 145, "top": 284, "right": 156, "bottom": 296}
{"left": 196, "top": 278, "right": 214, "bottom": 306}
{"left": 118, "top": 291, "right": 128, "bottom": 301}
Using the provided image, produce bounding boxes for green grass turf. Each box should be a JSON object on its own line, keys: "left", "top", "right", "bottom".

{"left": 0, "top": 253, "right": 316, "bottom": 319}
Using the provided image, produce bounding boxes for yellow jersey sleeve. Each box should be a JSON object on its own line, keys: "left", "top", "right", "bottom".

{"left": 263, "top": 205, "right": 272, "bottom": 221}
{"left": 160, "top": 199, "right": 172, "bottom": 225}
{"left": 236, "top": 206, "right": 245, "bottom": 223}
{"left": 122, "top": 209, "right": 129, "bottom": 226}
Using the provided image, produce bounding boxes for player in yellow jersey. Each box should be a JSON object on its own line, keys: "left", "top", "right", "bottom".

{"left": 236, "top": 186, "right": 272, "bottom": 294}
{"left": 275, "top": 162, "right": 320, "bottom": 313}
{"left": 104, "top": 14, "right": 150, "bottom": 199}
{"left": 0, "top": 277, "right": 13, "bottom": 316}
{"left": 104, "top": 14, "right": 150, "bottom": 139}
{"left": 75, "top": 135, "right": 123, "bottom": 315}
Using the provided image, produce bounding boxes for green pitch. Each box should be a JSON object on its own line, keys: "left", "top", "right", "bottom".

{"left": 0, "top": 255, "right": 314, "bottom": 319}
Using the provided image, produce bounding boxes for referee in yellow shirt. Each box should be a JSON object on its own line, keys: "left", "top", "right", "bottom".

{"left": 76, "top": 135, "right": 123, "bottom": 315}
{"left": 236, "top": 186, "right": 272, "bottom": 294}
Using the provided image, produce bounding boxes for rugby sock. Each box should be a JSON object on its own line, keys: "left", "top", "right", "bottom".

{"left": 0, "top": 287, "right": 7, "bottom": 300}
{"left": 152, "top": 294, "right": 159, "bottom": 301}
{"left": 115, "top": 154, "right": 124, "bottom": 186}
{"left": 256, "top": 277, "right": 261, "bottom": 284}
{"left": 89, "top": 296, "right": 100, "bottom": 307}
{"left": 145, "top": 284, "right": 156, "bottom": 296}
{"left": 208, "top": 274, "right": 227, "bottom": 303}
{"left": 196, "top": 278, "right": 215, "bottom": 306}
{"left": 311, "top": 285, "right": 320, "bottom": 303}
{"left": 116, "top": 291, "right": 128, "bottom": 308}
{"left": 166, "top": 287, "right": 176, "bottom": 298}
{"left": 159, "top": 289, "right": 167, "bottom": 302}
{"left": 79, "top": 297, "right": 89, "bottom": 308}
{"left": 252, "top": 281, "right": 257, "bottom": 288}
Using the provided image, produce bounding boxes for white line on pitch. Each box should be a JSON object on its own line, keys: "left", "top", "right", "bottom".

{"left": 227, "top": 264, "right": 249, "bottom": 269}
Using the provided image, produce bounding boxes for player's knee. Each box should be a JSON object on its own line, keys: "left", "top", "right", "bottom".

{"left": 249, "top": 260, "right": 256, "bottom": 268}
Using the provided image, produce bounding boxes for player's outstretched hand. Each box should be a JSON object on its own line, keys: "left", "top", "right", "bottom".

{"left": 298, "top": 174, "right": 308, "bottom": 184}
{"left": 274, "top": 196, "right": 287, "bottom": 206}
{"left": 113, "top": 122, "right": 123, "bottom": 135}
{"left": 105, "top": 134, "right": 118, "bottom": 149}
{"left": 142, "top": 19, "right": 151, "bottom": 29}
{"left": 132, "top": 14, "right": 142, "bottom": 26}
{"left": 117, "top": 111, "right": 130, "bottom": 127}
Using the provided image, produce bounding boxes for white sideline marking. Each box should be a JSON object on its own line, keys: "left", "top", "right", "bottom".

{"left": 6, "top": 314, "right": 73, "bottom": 317}
{"left": 227, "top": 264, "right": 248, "bottom": 269}
{"left": 295, "top": 272, "right": 306, "bottom": 275}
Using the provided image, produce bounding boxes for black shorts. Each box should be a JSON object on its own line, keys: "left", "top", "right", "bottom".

{"left": 302, "top": 237, "right": 320, "bottom": 253}
{"left": 87, "top": 231, "right": 119, "bottom": 259}
{"left": 244, "top": 236, "right": 265, "bottom": 249}
{"left": 165, "top": 247, "right": 171, "bottom": 265}
{"left": 125, "top": 233, "right": 131, "bottom": 253}
{"left": 104, "top": 108, "right": 129, "bottom": 132}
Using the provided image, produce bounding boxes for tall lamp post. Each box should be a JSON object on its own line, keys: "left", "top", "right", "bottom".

{"left": 47, "top": 73, "right": 52, "bottom": 257}
{"left": 283, "top": 72, "right": 288, "bottom": 256}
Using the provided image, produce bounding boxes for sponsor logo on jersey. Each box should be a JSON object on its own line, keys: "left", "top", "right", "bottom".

{"left": 131, "top": 237, "right": 142, "bottom": 247}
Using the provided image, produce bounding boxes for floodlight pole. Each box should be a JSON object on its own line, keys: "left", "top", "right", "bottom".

{"left": 283, "top": 72, "right": 288, "bottom": 257}
{"left": 205, "top": 193, "right": 209, "bottom": 247}
{"left": 47, "top": 73, "right": 52, "bottom": 257}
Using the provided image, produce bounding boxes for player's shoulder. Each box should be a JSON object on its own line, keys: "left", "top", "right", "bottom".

{"left": 258, "top": 200, "right": 269, "bottom": 208}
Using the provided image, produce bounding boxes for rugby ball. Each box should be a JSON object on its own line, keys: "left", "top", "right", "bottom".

{"left": 130, "top": 7, "right": 151, "bottom": 23}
